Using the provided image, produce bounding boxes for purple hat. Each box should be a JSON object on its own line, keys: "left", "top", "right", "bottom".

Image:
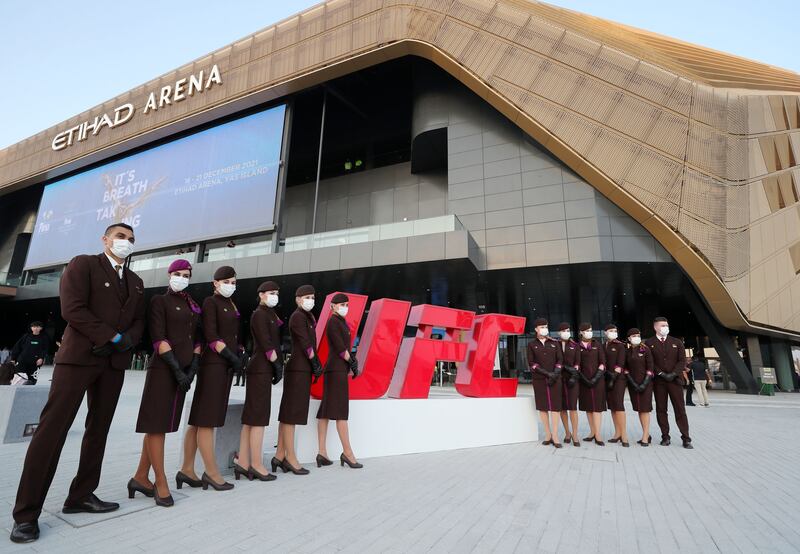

{"left": 167, "top": 259, "right": 193, "bottom": 274}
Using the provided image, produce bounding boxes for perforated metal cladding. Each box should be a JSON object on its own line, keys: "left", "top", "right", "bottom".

{"left": 2, "top": 0, "right": 800, "bottom": 333}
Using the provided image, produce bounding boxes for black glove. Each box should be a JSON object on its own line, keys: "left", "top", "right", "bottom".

{"left": 588, "top": 370, "right": 605, "bottom": 387}
{"left": 112, "top": 333, "right": 135, "bottom": 353}
{"left": 185, "top": 353, "right": 201, "bottom": 382}
{"left": 658, "top": 371, "right": 676, "bottom": 382}
{"left": 567, "top": 375, "right": 578, "bottom": 387}
{"left": 578, "top": 371, "right": 592, "bottom": 386}
{"left": 639, "top": 374, "right": 653, "bottom": 392}
{"left": 310, "top": 355, "right": 323, "bottom": 381}
{"left": 349, "top": 356, "right": 359, "bottom": 378}
{"left": 271, "top": 356, "right": 284, "bottom": 385}
{"left": 162, "top": 350, "right": 191, "bottom": 393}
{"left": 92, "top": 343, "right": 114, "bottom": 357}
{"left": 606, "top": 371, "right": 618, "bottom": 390}
{"left": 219, "top": 346, "right": 244, "bottom": 374}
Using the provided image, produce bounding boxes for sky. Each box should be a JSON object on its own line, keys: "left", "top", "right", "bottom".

{"left": 1, "top": 0, "right": 798, "bottom": 150}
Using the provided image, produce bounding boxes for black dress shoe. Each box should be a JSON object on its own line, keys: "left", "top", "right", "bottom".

{"left": 175, "top": 471, "right": 203, "bottom": 489}
{"left": 251, "top": 467, "right": 277, "bottom": 481}
{"left": 270, "top": 457, "right": 283, "bottom": 473}
{"left": 608, "top": 437, "right": 621, "bottom": 443}
{"left": 660, "top": 438, "right": 671, "bottom": 446}
{"left": 316, "top": 454, "right": 333, "bottom": 467}
{"left": 552, "top": 442, "right": 563, "bottom": 449}
{"left": 582, "top": 435, "right": 595, "bottom": 442}
{"left": 340, "top": 453, "right": 363, "bottom": 469}
{"left": 541, "top": 439, "right": 553, "bottom": 446}
{"left": 154, "top": 490, "right": 175, "bottom": 507}
{"left": 127, "top": 478, "right": 155, "bottom": 499}
{"left": 280, "top": 459, "right": 310, "bottom": 475}
{"left": 201, "top": 472, "right": 234, "bottom": 491}
{"left": 233, "top": 463, "right": 252, "bottom": 481}
{"left": 62, "top": 494, "right": 119, "bottom": 514}
{"left": 682, "top": 440, "right": 694, "bottom": 449}
{"left": 10, "top": 521, "right": 39, "bottom": 543}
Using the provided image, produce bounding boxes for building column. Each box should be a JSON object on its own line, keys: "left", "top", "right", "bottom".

{"left": 770, "top": 339, "right": 794, "bottom": 392}
{"left": 745, "top": 335, "right": 763, "bottom": 380}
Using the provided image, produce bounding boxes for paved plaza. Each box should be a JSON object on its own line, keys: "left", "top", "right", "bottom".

{"left": 0, "top": 367, "right": 798, "bottom": 553}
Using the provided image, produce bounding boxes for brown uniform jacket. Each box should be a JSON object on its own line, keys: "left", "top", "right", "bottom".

{"left": 644, "top": 335, "right": 686, "bottom": 384}
{"left": 324, "top": 314, "right": 351, "bottom": 374}
{"left": 526, "top": 337, "right": 563, "bottom": 379}
{"left": 604, "top": 339, "right": 627, "bottom": 372}
{"left": 249, "top": 305, "right": 282, "bottom": 374}
{"left": 559, "top": 339, "right": 580, "bottom": 368}
{"left": 287, "top": 308, "right": 316, "bottom": 373}
{"left": 200, "top": 294, "right": 240, "bottom": 366}
{"left": 625, "top": 344, "right": 654, "bottom": 382}
{"left": 149, "top": 290, "right": 201, "bottom": 369}
{"left": 55, "top": 253, "right": 145, "bottom": 370}
{"left": 578, "top": 339, "right": 606, "bottom": 378}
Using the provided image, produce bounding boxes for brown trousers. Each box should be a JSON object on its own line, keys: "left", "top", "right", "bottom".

{"left": 653, "top": 379, "right": 691, "bottom": 442}
{"left": 13, "top": 362, "right": 124, "bottom": 523}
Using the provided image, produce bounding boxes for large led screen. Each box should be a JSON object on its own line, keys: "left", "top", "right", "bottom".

{"left": 25, "top": 105, "right": 286, "bottom": 270}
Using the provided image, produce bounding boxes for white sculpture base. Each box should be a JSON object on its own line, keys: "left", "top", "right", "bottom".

{"left": 293, "top": 394, "right": 538, "bottom": 463}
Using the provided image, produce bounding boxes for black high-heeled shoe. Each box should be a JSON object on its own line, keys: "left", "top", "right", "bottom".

{"left": 621, "top": 441, "right": 630, "bottom": 448}
{"left": 175, "top": 471, "right": 203, "bottom": 490}
{"left": 552, "top": 442, "right": 563, "bottom": 449}
{"left": 154, "top": 487, "right": 174, "bottom": 507}
{"left": 572, "top": 439, "right": 580, "bottom": 447}
{"left": 316, "top": 454, "right": 333, "bottom": 467}
{"left": 127, "top": 478, "right": 155, "bottom": 499}
{"left": 340, "top": 453, "right": 363, "bottom": 469}
{"left": 280, "top": 459, "right": 310, "bottom": 475}
{"left": 270, "top": 457, "right": 282, "bottom": 473}
{"left": 594, "top": 438, "right": 605, "bottom": 446}
{"left": 582, "top": 435, "right": 595, "bottom": 442}
{"left": 201, "top": 472, "right": 234, "bottom": 491}
{"left": 250, "top": 467, "right": 277, "bottom": 481}
{"left": 233, "top": 463, "right": 253, "bottom": 481}
{"left": 541, "top": 439, "right": 553, "bottom": 446}
{"left": 563, "top": 435, "right": 572, "bottom": 444}
{"left": 608, "top": 437, "right": 621, "bottom": 444}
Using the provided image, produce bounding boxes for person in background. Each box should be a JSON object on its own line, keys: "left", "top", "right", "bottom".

{"left": 316, "top": 293, "right": 362, "bottom": 468}
{"left": 557, "top": 323, "right": 581, "bottom": 447}
{"left": 129, "top": 259, "right": 201, "bottom": 507}
{"left": 234, "top": 281, "right": 284, "bottom": 482}
{"left": 603, "top": 323, "right": 629, "bottom": 447}
{"left": 9, "top": 321, "right": 50, "bottom": 385}
{"left": 526, "top": 318, "right": 564, "bottom": 448}
{"left": 625, "top": 329, "right": 654, "bottom": 446}
{"left": 690, "top": 355, "right": 712, "bottom": 407}
{"left": 685, "top": 353, "right": 696, "bottom": 406}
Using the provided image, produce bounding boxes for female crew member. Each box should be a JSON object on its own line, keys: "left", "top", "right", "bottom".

{"left": 625, "top": 328, "right": 655, "bottom": 446}
{"left": 271, "top": 284, "right": 321, "bottom": 475}
{"left": 577, "top": 323, "right": 607, "bottom": 445}
{"left": 179, "top": 265, "right": 242, "bottom": 491}
{"left": 526, "top": 318, "right": 563, "bottom": 448}
{"left": 129, "top": 259, "right": 201, "bottom": 507}
{"left": 316, "top": 293, "right": 362, "bottom": 469}
{"left": 603, "top": 323, "right": 629, "bottom": 447}
{"left": 557, "top": 323, "right": 581, "bottom": 447}
{"left": 234, "top": 281, "right": 284, "bottom": 481}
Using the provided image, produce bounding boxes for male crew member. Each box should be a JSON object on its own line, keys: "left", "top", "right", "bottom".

{"left": 11, "top": 223, "right": 145, "bottom": 543}
{"left": 9, "top": 321, "right": 50, "bottom": 384}
{"left": 645, "top": 317, "right": 692, "bottom": 449}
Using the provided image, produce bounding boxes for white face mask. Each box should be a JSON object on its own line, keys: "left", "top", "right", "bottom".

{"left": 630, "top": 336, "right": 642, "bottom": 346}
{"left": 582, "top": 330, "right": 593, "bottom": 340}
{"left": 606, "top": 331, "right": 618, "bottom": 340}
{"left": 658, "top": 326, "right": 670, "bottom": 337}
{"left": 337, "top": 306, "right": 349, "bottom": 317}
{"left": 537, "top": 327, "right": 549, "bottom": 337}
{"left": 301, "top": 298, "right": 314, "bottom": 311}
{"left": 559, "top": 331, "right": 571, "bottom": 340}
{"left": 169, "top": 275, "right": 189, "bottom": 292}
{"left": 218, "top": 283, "right": 236, "bottom": 298}
{"left": 111, "top": 238, "right": 134, "bottom": 259}
{"left": 265, "top": 294, "right": 279, "bottom": 308}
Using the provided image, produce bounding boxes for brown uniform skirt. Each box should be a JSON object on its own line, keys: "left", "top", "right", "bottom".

{"left": 188, "top": 363, "right": 233, "bottom": 427}
{"left": 561, "top": 378, "right": 579, "bottom": 411}
{"left": 628, "top": 382, "right": 654, "bottom": 413}
{"left": 532, "top": 377, "right": 562, "bottom": 411}
{"left": 606, "top": 373, "right": 627, "bottom": 412}
{"left": 579, "top": 380, "right": 607, "bottom": 412}
{"left": 242, "top": 370, "right": 272, "bottom": 426}
{"left": 278, "top": 371, "right": 312, "bottom": 425}
{"left": 136, "top": 366, "right": 185, "bottom": 433}
{"left": 317, "top": 371, "right": 349, "bottom": 421}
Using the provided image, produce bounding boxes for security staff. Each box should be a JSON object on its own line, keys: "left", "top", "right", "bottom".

{"left": 645, "top": 317, "right": 693, "bottom": 448}
{"left": 576, "top": 323, "right": 606, "bottom": 445}
{"left": 11, "top": 223, "right": 145, "bottom": 544}
{"left": 316, "top": 293, "right": 362, "bottom": 468}
{"left": 603, "top": 323, "right": 629, "bottom": 447}
{"left": 625, "top": 328, "right": 654, "bottom": 446}
{"left": 9, "top": 321, "right": 50, "bottom": 384}
{"left": 557, "top": 323, "right": 580, "bottom": 447}
{"left": 180, "top": 266, "right": 241, "bottom": 492}
{"left": 234, "top": 281, "right": 284, "bottom": 482}
{"left": 272, "top": 284, "right": 320, "bottom": 475}
{"left": 129, "top": 259, "right": 201, "bottom": 507}
{"left": 526, "top": 318, "right": 563, "bottom": 448}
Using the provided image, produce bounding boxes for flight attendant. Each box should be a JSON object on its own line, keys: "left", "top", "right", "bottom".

{"left": 316, "top": 293, "right": 362, "bottom": 469}
{"left": 234, "top": 281, "right": 284, "bottom": 482}
{"left": 645, "top": 317, "right": 693, "bottom": 448}
{"left": 179, "top": 266, "right": 242, "bottom": 491}
{"left": 11, "top": 223, "right": 145, "bottom": 544}
{"left": 129, "top": 259, "right": 201, "bottom": 507}
{"left": 576, "top": 323, "right": 607, "bottom": 445}
{"left": 272, "top": 284, "right": 321, "bottom": 475}
{"left": 625, "top": 328, "right": 654, "bottom": 446}
{"left": 603, "top": 323, "right": 629, "bottom": 447}
{"left": 557, "top": 323, "right": 580, "bottom": 447}
{"left": 526, "top": 318, "right": 563, "bottom": 448}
